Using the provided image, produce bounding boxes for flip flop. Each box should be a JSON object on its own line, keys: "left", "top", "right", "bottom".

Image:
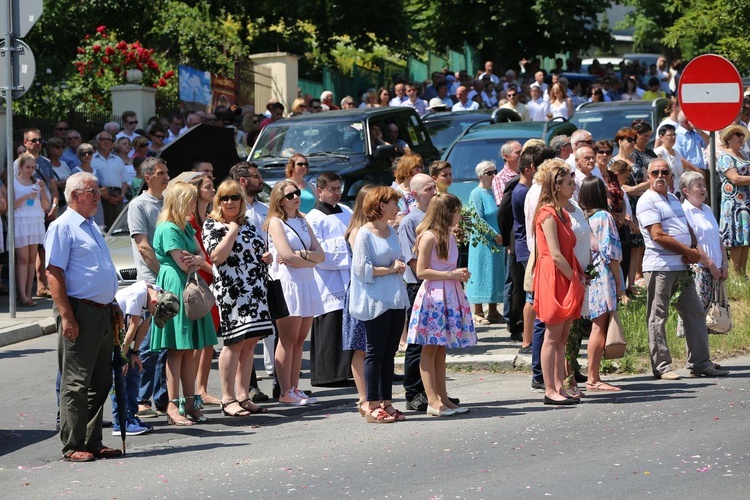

{"left": 238, "top": 398, "right": 268, "bottom": 414}
{"left": 586, "top": 381, "right": 622, "bottom": 392}
{"left": 473, "top": 314, "right": 490, "bottom": 326}
{"left": 17, "top": 299, "right": 36, "bottom": 307}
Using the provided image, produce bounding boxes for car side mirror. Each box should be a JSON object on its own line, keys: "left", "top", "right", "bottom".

{"left": 373, "top": 144, "right": 396, "bottom": 161}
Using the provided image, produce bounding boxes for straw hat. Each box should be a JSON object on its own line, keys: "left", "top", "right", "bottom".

{"left": 719, "top": 124, "right": 750, "bottom": 147}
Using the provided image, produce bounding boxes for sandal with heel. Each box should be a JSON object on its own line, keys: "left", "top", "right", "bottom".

{"left": 381, "top": 403, "right": 406, "bottom": 421}
{"left": 184, "top": 396, "right": 209, "bottom": 422}
{"left": 365, "top": 407, "right": 396, "bottom": 424}
{"left": 166, "top": 398, "right": 193, "bottom": 426}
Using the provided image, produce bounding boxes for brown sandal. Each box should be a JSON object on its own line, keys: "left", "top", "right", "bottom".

{"left": 63, "top": 450, "right": 95, "bottom": 462}
{"left": 381, "top": 403, "right": 406, "bottom": 421}
{"left": 365, "top": 407, "right": 396, "bottom": 424}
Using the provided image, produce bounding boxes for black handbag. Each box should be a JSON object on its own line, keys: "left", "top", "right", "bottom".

{"left": 267, "top": 277, "right": 289, "bottom": 320}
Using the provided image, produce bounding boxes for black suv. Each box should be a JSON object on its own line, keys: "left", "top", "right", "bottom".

{"left": 569, "top": 98, "right": 669, "bottom": 145}
{"left": 248, "top": 107, "right": 439, "bottom": 204}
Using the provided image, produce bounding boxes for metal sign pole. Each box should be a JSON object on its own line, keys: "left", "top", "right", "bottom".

{"left": 709, "top": 131, "right": 717, "bottom": 221}
{"left": 3, "top": 0, "right": 15, "bottom": 318}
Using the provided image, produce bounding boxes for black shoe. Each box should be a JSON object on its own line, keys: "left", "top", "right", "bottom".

{"left": 405, "top": 392, "right": 428, "bottom": 411}
{"left": 392, "top": 373, "right": 405, "bottom": 382}
{"left": 543, "top": 396, "right": 579, "bottom": 406}
{"left": 447, "top": 396, "right": 460, "bottom": 405}
{"left": 518, "top": 345, "right": 532, "bottom": 355}
{"left": 531, "top": 379, "right": 545, "bottom": 391}
{"left": 510, "top": 332, "right": 524, "bottom": 342}
{"left": 574, "top": 371, "right": 588, "bottom": 384}
{"left": 102, "top": 420, "right": 112, "bottom": 428}
{"left": 272, "top": 384, "right": 281, "bottom": 399}
{"left": 250, "top": 386, "right": 269, "bottom": 402}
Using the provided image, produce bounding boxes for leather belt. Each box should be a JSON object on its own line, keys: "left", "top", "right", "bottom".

{"left": 73, "top": 297, "right": 110, "bottom": 309}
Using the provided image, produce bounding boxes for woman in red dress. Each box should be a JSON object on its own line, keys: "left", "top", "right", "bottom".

{"left": 532, "top": 160, "right": 585, "bottom": 406}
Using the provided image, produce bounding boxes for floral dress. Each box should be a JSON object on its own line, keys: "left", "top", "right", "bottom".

{"left": 717, "top": 152, "right": 750, "bottom": 247}
{"left": 407, "top": 233, "right": 477, "bottom": 348}
{"left": 587, "top": 210, "right": 622, "bottom": 319}
{"left": 202, "top": 218, "right": 274, "bottom": 345}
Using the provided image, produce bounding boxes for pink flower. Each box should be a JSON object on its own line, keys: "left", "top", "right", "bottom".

{"left": 96, "top": 25, "right": 106, "bottom": 34}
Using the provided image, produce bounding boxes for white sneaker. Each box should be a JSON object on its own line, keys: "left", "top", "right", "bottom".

{"left": 279, "top": 390, "right": 309, "bottom": 406}
{"left": 293, "top": 387, "right": 317, "bottom": 404}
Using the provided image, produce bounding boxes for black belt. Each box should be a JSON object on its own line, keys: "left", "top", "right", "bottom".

{"left": 72, "top": 297, "right": 110, "bottom": 309}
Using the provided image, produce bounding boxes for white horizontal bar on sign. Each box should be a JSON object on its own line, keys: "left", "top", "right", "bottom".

{"left": 681, "top": 83, "right": 741, "bottom": 103}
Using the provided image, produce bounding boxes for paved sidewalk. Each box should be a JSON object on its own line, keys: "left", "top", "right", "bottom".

{"left": 0, "top": 296, "right": 538, "bottom": 371}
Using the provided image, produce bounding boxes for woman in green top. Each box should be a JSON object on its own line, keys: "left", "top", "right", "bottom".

{"left": 151, "top": 181, "right": 218, "bottom": 426}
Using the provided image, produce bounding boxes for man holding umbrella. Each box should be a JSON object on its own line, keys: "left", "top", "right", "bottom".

{"left": 45, "top": 172, "right": 123, "bottom": 462}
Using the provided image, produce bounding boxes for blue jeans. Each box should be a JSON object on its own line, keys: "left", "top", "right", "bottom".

{"left": 532, "top": 318, "right": 545, "bottom": 383}
{"left": 137, "top": 326, "right": 168, "bottom": 409}
{"left": 112, "top": 351, "right": 140, "bottom": 425}
{"left": 502, "top": 251, "right": 513, "bottom": 322}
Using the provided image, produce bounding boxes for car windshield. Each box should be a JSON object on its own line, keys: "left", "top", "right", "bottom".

{"left": 250, "top": 121, "right": 366, "bottom": 159}
{"left": 445, "top": 138, "right": 515, "bottom": 181}
{"left": 424, "top": 117, "right": 491, "bottom": 151}
{"left": 570, "top": 110, "right": 653, "bottom": 142}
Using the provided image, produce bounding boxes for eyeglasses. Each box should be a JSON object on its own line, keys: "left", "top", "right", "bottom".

{"left": 283, "top": 189, "right": 302, "bottom": 200}
{"left": 126, "top": 120, "right": 138, "bottom": 125}
{"left": 74, "top": 188, "right": 100, "bottom": 197}
{"left": 596, "top": 150, "right": 612, "bottom": 155}
{"left": 67, "top": 136, "right": 81, "bottom": 141}
{"left": 98, "top": 137, "right": 113, "bottom": 142}
{"left": 562, "top": 143, "right": 572, "bottom": 148}
{"left": 220, "top": 194, "right": 243, "bottom": 202}
{"left": 152, "top": 134, "right": 166, "bottom": 139}
{"left": 295, "top": 162, "right": 309, "bottom": 167}
{"left": 621, "top": 137, "right": 636, "bottom": 143}
{"left": 80, "top": 151, "right": 94, "bottom": 156}
{"left": 55, "top": 127, "right": 68, "bottom": 132}
{"left": 484, "top": 170, "right": 498, "bottom": 176}
{"left": 577, "top": 139, "right": 594, "bottom": 146}
{"left": 506, "top": 93, "right": 517, "bottom": 98}
{"left": 649, "top": 169, "right": 671, "bottom": 177}
{"left": 26, "top": 138, "right": 42, "bottom": 144}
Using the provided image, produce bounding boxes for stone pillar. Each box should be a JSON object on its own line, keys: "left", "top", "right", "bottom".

{"left": 248, "top": 52, "right": 299, "bottom": 113}
{"left": 110, "top": 84, "right": 156, "bottom": 123}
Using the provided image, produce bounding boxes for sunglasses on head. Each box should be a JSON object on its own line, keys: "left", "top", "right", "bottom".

{"left": 220, "top": 194, "right": 243, "bottom": 202}
{"left": 283, "top": 189, "right": 302, "bottom": 200}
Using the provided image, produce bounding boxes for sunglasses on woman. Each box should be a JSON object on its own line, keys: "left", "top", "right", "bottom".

{"left": 283, "top": 189, "right": 302, "bottom": 200}
{"left": 220, "top": 194, "right": 243, "bottom": 202}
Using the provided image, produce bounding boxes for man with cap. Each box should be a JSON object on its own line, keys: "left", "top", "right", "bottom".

{"left": 111, "top": 281, "right": 179, "bottom": 436}
{"left": 527, "top": 83, "right": 550, "bottom": 121}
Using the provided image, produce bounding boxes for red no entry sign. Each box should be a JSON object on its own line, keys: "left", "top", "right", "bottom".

{"left": 678, "top": 54, "right": 743, "bottom": 132}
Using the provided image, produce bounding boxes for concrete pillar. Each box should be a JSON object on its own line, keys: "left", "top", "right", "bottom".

{"left": 110, "top": 84, "right": 156, "bottom": 123}
{"left": 248, "top": 52, "right": 299, "bottom": 112}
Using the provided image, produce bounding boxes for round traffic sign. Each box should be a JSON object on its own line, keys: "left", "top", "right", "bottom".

{"left": 678, "top": 54, "right": 743, "bottom": 132}
{"left": 0, "top": 40, "right": 37, "bottom": 100}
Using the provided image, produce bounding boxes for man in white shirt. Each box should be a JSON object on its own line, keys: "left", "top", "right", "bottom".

{"left": 478, "top": 60, "right": 500, "bottom": 86}
{"left": 115, "top": 111, "right": 141, "bottom": 142}
{"left": 636, "top": 159, "right": 727, "bottom": 379}
{"left": 399, "top": 82, "right": 428, "bottom": 116}
{"left": 452, "top": 86, "right": 479, "bottom": 111}
{"left": 526, "top": 83, "right": 550, "bottom": 121}
{"left": 91, "top": 131, "right": 129, "bottom": 229}
{"left": 390, "top": 83, "right": 407, "bottom": 106}
{"left": 306, "top": 172, "right": 354, "bottom": 386}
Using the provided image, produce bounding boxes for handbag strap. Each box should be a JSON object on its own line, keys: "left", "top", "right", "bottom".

{"left": 282, "top": 218, "right": 308, "bottom": 251}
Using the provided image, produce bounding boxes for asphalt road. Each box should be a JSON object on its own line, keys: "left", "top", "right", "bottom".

{"left": 1, "top": 334, "right": 749, "bottom": 499}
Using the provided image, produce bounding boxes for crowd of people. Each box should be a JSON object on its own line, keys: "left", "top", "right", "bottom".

{"left": 6, "top": 61, "right": 747, "bottom": 460}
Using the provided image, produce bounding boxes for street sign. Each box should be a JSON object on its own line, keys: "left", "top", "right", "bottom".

{"left": 678, "top": 54, "right": 743, "bottom": 132}
{"left": 0, "top": 0, "right": 43, "bottom": 38}
{"left": 0, "top": 40, "right": 36, "bottom": 99}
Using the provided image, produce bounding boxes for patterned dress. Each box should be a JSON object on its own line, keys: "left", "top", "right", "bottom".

{"left": 342, "top": 241, "right": 367, "bottom": 351}
{"left": 202, "top": 218, "right": 274, "bottom": 345}
{"left": 587, "top": 210, "right": 622, "bottom": 319}
{"left": 407, "top": 233, "right": 477, "bottom": 348}
{"left": 717, "top": 152, "right": 750, "bottom": 247}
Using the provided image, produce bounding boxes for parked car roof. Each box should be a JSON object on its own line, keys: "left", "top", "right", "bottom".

{"left": 569, "top": 98, "right": 669, "bottom": 143}
{"left": 422, "top": 108, "right": 520, "bottom": 153}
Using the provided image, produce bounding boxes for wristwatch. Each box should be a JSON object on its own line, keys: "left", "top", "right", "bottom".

{"left": 131, "top": 350, "right": 141, "bottom": 356}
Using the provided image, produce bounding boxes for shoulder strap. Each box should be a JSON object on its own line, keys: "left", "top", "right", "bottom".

{"left": 282, "top": 218, "right": 308, "bottom": 250}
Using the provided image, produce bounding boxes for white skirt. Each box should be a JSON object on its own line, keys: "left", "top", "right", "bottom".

{"left": 14, "top": 216, "right": 45, "bottom": 248}
{"left": 279, "top": 277, "right": 324, "bottom": 318}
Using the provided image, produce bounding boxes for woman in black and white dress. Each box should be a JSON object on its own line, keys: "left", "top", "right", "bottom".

{"left": 203, "top": 179, "right": 274, "bottom": 417}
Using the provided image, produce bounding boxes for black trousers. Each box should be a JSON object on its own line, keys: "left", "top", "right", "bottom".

{"left": 310, "top": 309, "right": 353, "bottom": 385}
{"left": 363, "top": 308, "right": 406, "bottom": 401}
{"left": 403, "top": 283, "right": 425, "bottom": 399}
{"left": 508, "top": 253, "right": 526, "bottom": 335}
